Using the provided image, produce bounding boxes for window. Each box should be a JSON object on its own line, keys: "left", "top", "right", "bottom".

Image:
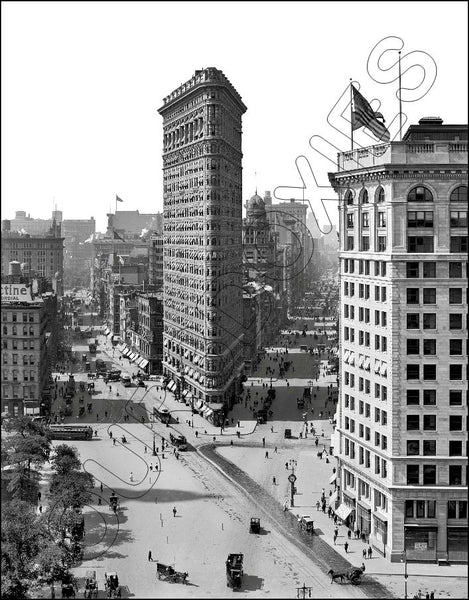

{"left": 423, "top": 415, "right": 436, "bottom": 430}
{"left": 347, "top": 236, "right": 354, "bottom": 250}
{"left": 360, "top": 189, "right": 369, "bottom": 204}
{"left": 423, "top": 313, "right": 436, "bottom": 329}
{"left": 448, "top": 500, "right": 468, "bottom": 519}
{"left": 381, "top": 287, "right": 386, "bottom": 302}
{"left": 423, "top": 390, "right": 436, "bottom": 405}
{"left": 450, "top": 340, "right": 463, "bottom": 355}
{"left": 407, "top": 186, "right": 433, "bottom": 202}
{"left": 407, "top": 390, "right": 420, "bottom": 405}
{"left": 449, "top": 314, "right": 463, "bottom": 330}
{"left": 450, "top": 211, "right": 468, "bottom": 227}
{"left": 423, "top": 262, "right": 436, "bottom": 278}
{"left": 361, "top": 236, "right": 370, "bottom": 251}
{"left": 450, "top": 366, "right": 467, "bottom": 393}
{"left": 407, "top": 211, "right": 434, "bottom": 227}
{"left": 450, "top": 185, "right": 468, "bottom": 203}
{"left": 407, "top": 440, "right": 419, "bottom": 455}
{"left": 347, "top": 213, "right": 354, "bottom": 228}
{"left": 450, "top": 236, "right": 468, "bottom": 253}
{"left": 423, "top": 365, "right": 436, "bottom": 380}
{"left": 376, "top": 186, "right": 385, "bottom": 203}
{"left": 407, "top": 465, "right": 419, "bottom": 484}
{"left": 406, "top": 262, "right": 419, "bottom": 278}
{"left": 381, "top": 311, "right": 387, "bottom": 326}
{"left": 345, "top": 190, "right": 354, "bottom": 205}
{"left": 449, "top": 441, "right": 463, "bottom": 456}
{"left": 407, "top": 415, "right": 420, "bottom": 430}
{"left": 449, "top": 262, "right": 463, "bottom": 278}
{"left": 407, "top": 314, "right": 420, "bottom": 329}
{"left": 362, "top": 213, "right": 369, "bottom": 228}
{"left": 449, "top": 288, "right": 463, "bottom": 304}
{"left": 378, "top": 212, "right": 386, "bottom": 228}
{"left": 377, "top": 236, "right": 386, "bottom": 252}
{"left": 449, "top": 465, "right": 462, "bottom": 486}
{"left": 449, "top": 415, "right": 462, "bottom": 431}
{"left": 423, "top": 340, "right": 436, "bottom": 355}
{"left": 408, "top": 236, "right": 434, "bottom": 252}
{"left": 449, "top": 390, "right": 462, "bottom": 406}
{"left": 407, "top": 339, "right": 420, "bottom": 355}
{"left": 423, "top": 288, "right": 436, "bottom": 304}
{"left": 423, "top": 440, "right": 436, "bottom": 456}
{"left": 407, "top": 288, "right": 420, "bottom": 304}
{"left": 423, "top": 465, "right": 436, "bottom": 485}
{"left": 407, "top": 365, "right": 420, "bottom": 380}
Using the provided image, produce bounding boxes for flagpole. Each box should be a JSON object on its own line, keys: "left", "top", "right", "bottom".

{"left": 398, "top": 52, "right": 403, "bottom": 141}
{"left": 350, "top": 79, "right": 354, "bottom": 151}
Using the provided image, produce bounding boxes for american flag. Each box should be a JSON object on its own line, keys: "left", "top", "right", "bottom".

{"left": 351, "top": 85, "right": 390, "bottom": 143}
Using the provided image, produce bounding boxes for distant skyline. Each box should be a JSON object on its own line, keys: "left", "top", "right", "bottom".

{"left": 2, "top": 1, "right": 467, "bottom": 232}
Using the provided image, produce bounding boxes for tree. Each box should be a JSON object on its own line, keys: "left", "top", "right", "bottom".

{"left": 50, "top": 444, "right": 81, "bottom": 476}
{"left": 49, "top": 470, "right": 94, "bottom": 511}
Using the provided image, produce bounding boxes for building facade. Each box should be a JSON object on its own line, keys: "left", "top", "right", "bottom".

{"left": 62, "top": 218, "right": 96, "bottom": 289}
{"left": 329, "top": 118, "right": 468, "bottom": 562}
{"left": 1, "top": 283, "right": 55, "bottom": 417}
{"left": 159, "top": 67, "right": 246, "bottom": 408}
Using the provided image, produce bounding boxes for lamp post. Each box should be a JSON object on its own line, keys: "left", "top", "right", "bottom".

{"left": 287, "top": 459, "right": 298, "bottom": 507}
{"left": 401, "top": 550, "right": 408, "bottom": 599}
{"left": 152, "top": 432, "right": 156, "bottom": 456}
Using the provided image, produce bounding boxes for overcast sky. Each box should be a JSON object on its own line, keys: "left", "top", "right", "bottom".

{"left": 2, "top": 1, "right": 467, "bottom": 232}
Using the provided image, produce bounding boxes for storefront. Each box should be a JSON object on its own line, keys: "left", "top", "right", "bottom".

{"left": 447, "top": 527, "right": 468, "bottom": 562}
{"left": 404, "top": 526, "right": 437, "bottom": 562}
{"left": 357, "top": 501, "right": 371, "bottom": 537}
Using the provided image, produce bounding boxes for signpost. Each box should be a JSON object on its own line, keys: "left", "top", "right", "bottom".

{"left": 288, "top": 473, "right": 297, "bottom": 508}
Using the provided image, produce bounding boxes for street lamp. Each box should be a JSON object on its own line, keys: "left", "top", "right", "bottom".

{"left": 152, "top": 433, "right": 157, "bottom": 456}
{"left": 401, "top": 550, "right": 408, "bottom": 599}
{"left": 287, "top": 459, "right": 298, "bottom": 507}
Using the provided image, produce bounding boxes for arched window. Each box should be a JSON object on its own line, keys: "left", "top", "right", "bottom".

{"left": 450, "top": 186, "right": 468, "bottom": 203}
{"left": 359, "top": 189, "right": 369, "bottom": 204}
{"left": 407, "top": 186, "right": 433, "bottom": 202}
{"left": 345, "top": 190, "right": 354, "bottom": 205}
{"left": 375, "top": 186, "right": 385, "bottom": 203}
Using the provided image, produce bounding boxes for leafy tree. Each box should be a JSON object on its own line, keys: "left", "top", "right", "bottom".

{"left": 6, "top": 465, "right": 40, "bottom": 502}
{"left": 50, "top": 444, "right": 81, "bottom": 476}
{"left": 49, "top": 470, "right": 94, "bottom": 511}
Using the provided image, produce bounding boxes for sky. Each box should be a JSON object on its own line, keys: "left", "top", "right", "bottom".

{"left": 2, "top": 1, "right": 467, "bottom": 232}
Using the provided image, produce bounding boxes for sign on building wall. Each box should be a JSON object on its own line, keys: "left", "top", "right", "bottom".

{"left": 1, "top": 284, "right": 34, "bottom": 303}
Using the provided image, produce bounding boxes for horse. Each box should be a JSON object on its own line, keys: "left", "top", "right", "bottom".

{"left": 327, "top": 569, "right": 345, "bottom": 583}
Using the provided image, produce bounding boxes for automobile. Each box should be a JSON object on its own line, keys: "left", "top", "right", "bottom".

{"left": 249, "top": 518, "right": 260, "bottom": 534}
{"left": 284, "top": 428, "right": 292, "bottom": 439}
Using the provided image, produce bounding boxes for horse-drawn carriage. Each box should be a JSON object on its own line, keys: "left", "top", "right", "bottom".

{"left": 328, "top": 563, "right": 365, "bottom": 585}
{"left": 249, "top": 518, "right": 260, "bottom": 534}
{"left": 109, "top": 493, "right": 120, "bottom": 513}
{"left": 298, "top": 515, "right": 314, "bottom": 534}
{"left": 104, "top": 572, "right": 121, "bottom": 598}
{"left": 156, "top": 562, "right": 188, "bottom": 584}
{"left": 226, "top": 553, "right": 243, "bottom": 589}
{"left": 84, "top": 570, "right": 98, "bottom": 598}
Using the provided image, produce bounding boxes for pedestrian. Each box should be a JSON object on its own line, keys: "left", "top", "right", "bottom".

{"left": 363, "top": 548, "right": 367, "bottom": 559}
{"left": 149, "top": 463, "right": 153, "bottom": 471}
{"left": 105, "top": 411, "right": 108, "bottom": 418}
{"left": 356, "top": 528, "right": 360, "bottom": 540}
{"left": 172, "top": 506, "right": 177, "bottom": 517}
{"left": 286, "top": 462, "right": 289, "bottom": 469}
{"left": 316, "top": 500, "right": 320, "bottom": 511}
{"left": 100, "top": 482, "right": 103, "bottom": 493}
{"left": 195, "top": 430, "right": 198, "bottom": 438}
{"left": 144, "top": 445, "right": 147, "bottom": 454}
{"left": 262, "top": 437, "right": 265, "bottom": 447}
{"left": 37, "top": 491, "right": 42, "bottom": 502}
{"left": 96, "top": 414, "right": 99, "bottom": 420}
{"left": 273, "top": 476, "right": 276, "bottom": 485}
{"left": 113, "top": 438, "right": 116, "bottom": 446}
{"left": 274, "top": 446, "right": 277, "bottom": 453}
{"left": 109, "top": 430, "right": 113, "bottom": 439}
{"left": 39, "top": 505, "right": 43, "bottom": 513}
{"left": 130, "top": 472, "right": 134, "bottom": 482}
{"left": 109, "top": 385, "right": 111, "bottom": 392}
{"left": 98, "top": 497, "right": 102, "bottom": 506}
{"left": 347, "top": 529, "right": 352, "bottom": 539}
{"left": 321, "top": 487, "right": 325, "bottom": 499}
{"left": 265, "top": 451, "right": 269, "bottom": 459}
{"left": 148, "top": 550, "right": 152, "bottom": 562}
{"left": 425, "top": 593, "right": 430, "bottom": 600}
{"left": 429, "top": 592, "right": 434, "bottom": 600}
{"left": 333, "top": 533, "right": 337, "bottom": 545}
{"left": 344, "top": 541, "right": 348, "bottom": 553}
{"left": 367, "top": 546, "right": 372, "bottom": 559}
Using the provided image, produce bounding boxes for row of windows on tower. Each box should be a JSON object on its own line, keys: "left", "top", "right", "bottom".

{"left": 406, "top": 287, "right": 465, "bottom": 304}
{"left": 345, "top": 185, "right": 467, "bottom": 205}
{"left": 346, "top": 210, "right": 467, "bottom": 229}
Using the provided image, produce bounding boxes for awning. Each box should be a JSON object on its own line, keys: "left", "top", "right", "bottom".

{"left": 182, "top": 389, "right": 189, "bottom": 398}
{"left": 133, "top": 354, "right": 141, "bottom": 364}
{"left": 117, "top": 343, "right": 125, "bottom": 352}
{"left": 188, "top": 368, "right": 194, "bottom": 377}
{"left": 328, "top": 491, "right": 338, "bottom": 507}
{"left": 112, "top": 335, "right": 119, "bottom": 341}
{"left": 334, "top": 504, "right": 353, "bottom": 521}
{"left": 364, "top": 357, "right": 370, "bottom": 371}
{"left": 193, "top": 355, "right": 200, "bottom": 365}
{"left": 349, "top": 352, "right": 355, "bottom": 366}
{"left": 122, "top": 347, "right": 131, "bottom": 356}
{"left": 199, "top": 376, "right": 204, "bottom": 384}
{"left": 186, "top": 392, "right": 193, "bottom": 400}
{"left": 344, "top": 350, "right": 350, "bottom": 363}
{"left": 380, "top": 363, "right": 387, "bottom": 377}
{"left": 195, "top": 400, "right": 204, "bottom": 410}
{"left": 184, "top": 350, "right": 189, "bottom": 358}
{"left": 163, "top": 339, "right": 168, "bottom": 347}
{"left": 140, "top": 359, "right": 149, "bottom": 370}
{"left": 203, "top": 407, "right": 213, "bottom": 418}
{"left": 329, "top": 473, "right": 337, "bottom": 485}
{"left": 136, "top": 357, "right": 145, "bottom": 367}
{"left": 185, "top": 366, "right": 190, "bottom": 374}
{"left": 103, "top": 327, "right": 110, "bottom": 336}
{"left": 194, "top": 372, "right": 199, "bottom": 381}
{"left": 167, "top": 381, "right": 176, "bottom": 392}
{"left": 128, "top": 352, "right": 136, "bottom": 360}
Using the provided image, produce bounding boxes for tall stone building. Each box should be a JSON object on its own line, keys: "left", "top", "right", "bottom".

{"left": 329, "top": 118, "right": 467, "bottom": 562}
{"left": 158, "top": 68, "right": 247, "bottom": 410}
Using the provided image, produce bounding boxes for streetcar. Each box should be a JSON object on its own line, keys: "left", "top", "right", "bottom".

{"left": 48, "top": 425, "right": 93, "bottom": 440}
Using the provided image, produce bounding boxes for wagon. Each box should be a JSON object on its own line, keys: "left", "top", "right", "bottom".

{"left": 226, "top": 553, "right": 243, "bottom": 589}
{"left": 156, "top": 562, "right": 188, "bottom": 584}
{"left": 104, "top": 571, "right": 121, "bottom": 598}
{"left": 249, "top": 517, "right": 260, "bottom": 534}
{"left": 84, "top": 570, "right": 98, "bottom": 598}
